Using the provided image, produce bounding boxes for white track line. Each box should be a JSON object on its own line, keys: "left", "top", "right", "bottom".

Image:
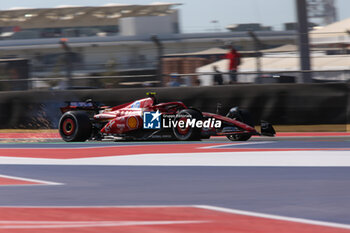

{"left": 0, "top": 220, "right": 208, "bottom": 229}
{"left": 196, "top": 205, "right": 350, "bottom": 230}
{"left": 199, "top": 141, "right": 274, "bottom": 149}
{"left": 0, "top": 205, "right": 348, "bottom": 230}
{"left": 0, "top": 174, "right": 63, "bottom": 186}
{"left": 0, "top": 150, "right": 350, "bottom": 166}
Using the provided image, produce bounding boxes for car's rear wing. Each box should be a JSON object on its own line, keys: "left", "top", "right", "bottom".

{"left": 60, "top": 100, "right": 107, "bottom": 113}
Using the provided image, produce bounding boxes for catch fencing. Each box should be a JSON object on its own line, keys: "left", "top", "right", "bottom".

{"left": 0, "top": 82, "right": 348, "bottom": 129}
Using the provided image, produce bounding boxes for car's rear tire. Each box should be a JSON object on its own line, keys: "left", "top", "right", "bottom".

{"left": 59, "top": 111, "right": 92, "bottom": 142}
{"left": 226, "top": 108, "right": 254, "bottom": 141}
{"left": 172, "top": 109, "right": 202, "bottom": 141}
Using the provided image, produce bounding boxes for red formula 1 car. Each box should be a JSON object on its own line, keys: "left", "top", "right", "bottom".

{"left": 58, "top": 93, "right": 275, "bottom": 142}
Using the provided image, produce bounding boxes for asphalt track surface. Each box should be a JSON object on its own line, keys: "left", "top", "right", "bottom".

{"left": 1, "top": 133, "right": 350, "bottom": 232}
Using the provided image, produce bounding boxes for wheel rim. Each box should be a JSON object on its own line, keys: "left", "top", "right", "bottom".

{"left": 173, "top": 113, "right": 194, "bottom": 140}
{"left": 62, "top": 118, "right": 75, "bottom": 136}
{"left": 176, "top": 117, "right": 190, "bottom": 135}
{"left": 227, "top": 134, "right": 251, "bottom": 141}
{"left": 227, "top": 134, "right": 243, "bottom": 141}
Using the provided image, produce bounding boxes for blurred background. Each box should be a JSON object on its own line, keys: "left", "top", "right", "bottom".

{"left": 1, "top": 0, "right": 350, "bottom": 131}
{"left": 0, "top": 0, "right": 350, "bottom": 90}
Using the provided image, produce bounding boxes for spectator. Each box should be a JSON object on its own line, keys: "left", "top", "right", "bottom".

{"left": 167, "top": 73, "right": 181, "bottom": 87}
{"left": 213, "top": 65, "right": 223, "bottom": 85}
{"left": 182, "top": 75, "right": 192, "bottom": 86}
{"left": 225, "top": 45, "right": 241, "bottom": 83}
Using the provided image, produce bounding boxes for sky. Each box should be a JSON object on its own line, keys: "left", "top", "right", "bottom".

{"left": 0, "top": 0, "right": 349, "bottom": 33}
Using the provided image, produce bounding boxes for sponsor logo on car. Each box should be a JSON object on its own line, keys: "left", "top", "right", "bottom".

{"left": 130, "top": 101, "right": 140, "bottom": 108}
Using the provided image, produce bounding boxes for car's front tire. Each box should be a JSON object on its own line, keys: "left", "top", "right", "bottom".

{"left": 59, "top": 111, "right": 92, "bottom": 142}
{"left": 226, "top": 108, "right": 254, "bottom": 141}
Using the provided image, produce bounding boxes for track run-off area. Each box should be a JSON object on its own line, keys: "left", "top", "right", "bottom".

{"left": 0, "top": 132, "right": 350, "bottom": 233}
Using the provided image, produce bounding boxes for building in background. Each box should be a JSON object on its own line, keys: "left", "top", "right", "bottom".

{"left": 226, "top": 23, "right": 272, "bottom": 32}
{"left": 284, "top": 22, "right": 319, "bottom": 31}
{"left": 307, "top": 0, "right": 337, "bottom": 26}
{"left": 0, "top": 4, "right": 180, "bottom": 40}
{"left": 0, "top": 3, "right": 296, "bottom": 84}
{"left": 197, "top": 16, "right": 350, "bottom": 85}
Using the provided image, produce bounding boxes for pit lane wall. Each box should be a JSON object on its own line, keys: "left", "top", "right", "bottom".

{"left": 0, "top": 83, "right": 348, "bottom": 130}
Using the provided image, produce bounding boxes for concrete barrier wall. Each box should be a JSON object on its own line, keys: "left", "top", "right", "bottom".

{"left": 0, "top": 83, "right": 348, "bottom": 129}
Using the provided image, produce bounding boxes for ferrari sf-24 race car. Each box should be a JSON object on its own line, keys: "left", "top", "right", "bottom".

{"left": 58, "top": 93, "right": 275, "bottom": 142}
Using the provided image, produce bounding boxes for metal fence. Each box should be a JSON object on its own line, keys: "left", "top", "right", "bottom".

{"left": 0, "top": 69, "right": 350, "bottom": 91}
